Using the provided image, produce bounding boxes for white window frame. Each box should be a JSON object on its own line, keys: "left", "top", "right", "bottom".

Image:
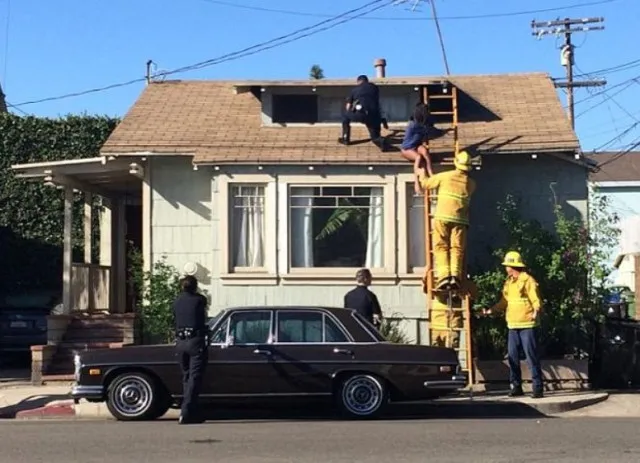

{"left": 278, "top": 174, "right": 397, "bottom": 285}
{"left": 217, "top": 174, "right": 278, "bottom": 285}
{"left": 397, "top": 173, "right": 427, "bottom": 285}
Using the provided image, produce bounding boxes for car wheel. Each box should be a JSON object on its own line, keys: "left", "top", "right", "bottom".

{"left": 106, "top": 372, "right": 167, "bottom": 421}
{"left": 336, "top": 374, "right": 388, "bottom": 419}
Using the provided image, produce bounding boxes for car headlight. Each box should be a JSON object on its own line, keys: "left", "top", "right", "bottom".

{"left": 73, "top": 354, "right": 81, "bottom": 381}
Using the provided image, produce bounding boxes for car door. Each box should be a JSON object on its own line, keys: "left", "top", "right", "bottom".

{"left": 268, "top": 309, "right": 355, "bottom": 395}
{"left": 203, "top": 309, "right": 282, "bottom": 397}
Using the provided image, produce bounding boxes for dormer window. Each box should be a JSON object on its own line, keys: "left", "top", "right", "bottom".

{"left": 272, "top": 94, "right": 318, "bottom": 124}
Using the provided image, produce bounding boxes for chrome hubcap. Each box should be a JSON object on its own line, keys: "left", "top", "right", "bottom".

{"left": 113, "top": 377, "right": 153, "bottom": 417}
{"left": 343, "top": 376, "right": 383, "bottom": 415}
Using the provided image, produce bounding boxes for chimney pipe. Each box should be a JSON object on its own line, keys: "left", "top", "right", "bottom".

{"left": 374, "top": 58, "right": 386, "bottom": 78}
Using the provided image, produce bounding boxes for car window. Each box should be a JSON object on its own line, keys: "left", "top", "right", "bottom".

{"left": 351, "top": 311, "right": 386, "bottom": 341}
{"left": 209, "top": 318, "right": 229, "bottom": 344}
{"left": 324, "top": 316, "right": 349, "bottom": 343}
{"left": 228, "top": 311, "right": 271, "bottom": 344}
{"left": 277, "top": 311, "right": 323, "bottom": 343}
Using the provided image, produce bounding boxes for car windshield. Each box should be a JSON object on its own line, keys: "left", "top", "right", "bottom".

{"left": 207, "top": 312, "right": 224, "bottom": 330}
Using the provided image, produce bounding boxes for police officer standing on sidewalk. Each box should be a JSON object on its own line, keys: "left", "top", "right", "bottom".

{"left": 173, "top": 275, "right": 208, "bottom": 424}
{"left": 344, "top": 268, "right": 383, "bottom": 328}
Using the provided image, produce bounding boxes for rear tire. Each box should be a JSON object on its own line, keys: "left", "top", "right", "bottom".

{"left": 106, "top": 372, "right": 169, "bottom": 421}
{"left": 335, "top": 374, "right": 388, "bottom": 419}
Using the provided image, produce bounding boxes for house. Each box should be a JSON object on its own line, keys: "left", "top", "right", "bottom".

{"left": 12, "top": 60, "right": 588, "bottom": 380}
{"left": 587, "top": 151, "right": 640, "bottom": 307}
{"left": 0, "top": 83, "right": 7, "bottom": 113}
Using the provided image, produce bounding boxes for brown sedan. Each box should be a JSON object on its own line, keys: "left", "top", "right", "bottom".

{"left": 71, "top": 306, "right": 466, "bottom": 421}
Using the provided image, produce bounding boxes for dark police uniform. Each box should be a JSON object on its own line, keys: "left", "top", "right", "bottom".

{"left": 341, "top": 80, "right": 383, "bottom": 144}
{"left": 173, "top": 290, "right": 208, "bottom": 423}
{"left": 344, "top": 285, "right": 382, "bottom": 327}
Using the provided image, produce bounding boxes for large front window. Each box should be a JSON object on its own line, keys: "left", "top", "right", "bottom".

{"left": 288, "top": 185, "right": 385, "bottom": 269}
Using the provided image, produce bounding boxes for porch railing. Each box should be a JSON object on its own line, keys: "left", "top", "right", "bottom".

{"left": 70, "top": 263, "right": 111, "bottom": 312}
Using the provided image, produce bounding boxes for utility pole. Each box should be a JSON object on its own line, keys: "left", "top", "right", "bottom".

{"left": 531, "top": 17, "right": 606, "bottom": 129}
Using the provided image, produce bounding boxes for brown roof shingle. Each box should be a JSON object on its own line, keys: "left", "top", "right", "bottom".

{"left": 587, "top": 151, "right": 640, "bottom": 182}
{"left": 101, "top": 73, "right": 580, "bottom": 165}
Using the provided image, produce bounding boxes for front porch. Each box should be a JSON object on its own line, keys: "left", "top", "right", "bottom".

{"left": 12, "top": 155, "right": 149, "bottom": 383}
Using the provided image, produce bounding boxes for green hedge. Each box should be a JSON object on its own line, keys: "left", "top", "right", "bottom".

{"left": 0, "top": 113, "right": 119, "bottom": 295}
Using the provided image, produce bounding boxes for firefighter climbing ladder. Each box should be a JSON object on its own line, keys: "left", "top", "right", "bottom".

{"left": 419, "top": 82, "right": 474, "bottom": 387}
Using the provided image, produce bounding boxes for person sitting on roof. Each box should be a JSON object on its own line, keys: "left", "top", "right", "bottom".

{"left": 402, "top": 103, "right": 434, "bottom": 194}
{"left": 338, "top": 75, "right": 387, "bottom": 151}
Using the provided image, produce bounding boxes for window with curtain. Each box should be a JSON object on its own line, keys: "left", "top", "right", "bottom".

{"left": 407, "top": 183, "right": 427, "bottom": 270}
{"left": 289, "top": 185, "right": 384, "bottom": 269}
{"left": 231, "top": 185, "right": 266, "bottom": 269}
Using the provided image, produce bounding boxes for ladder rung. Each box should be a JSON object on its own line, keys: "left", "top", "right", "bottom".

{"left": 429, "top": 111, "right": 454, "bottom": 115}
{"left": 428, "top": 95, "right": 454, "bottom": 99}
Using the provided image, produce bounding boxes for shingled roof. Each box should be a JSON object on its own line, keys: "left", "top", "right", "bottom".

{"left": 587, "top": 151, "right": 640, "bottom": 182}
{"left": 101, "top": 72, "right": 580, "bottom": 165}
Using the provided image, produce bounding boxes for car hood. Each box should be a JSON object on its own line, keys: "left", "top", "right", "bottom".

{"left": 76, "top": 344, "right": 175, "bottom": 365}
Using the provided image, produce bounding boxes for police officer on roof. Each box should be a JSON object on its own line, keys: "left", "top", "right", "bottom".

{"left": 344, "top": 268, "right": 383, "bottom": 328}
{"left": 173, "top": 275, "right": 208, "bottom": 424}
{"left": 338, "top": 75, "right": 387, "bottom": 151}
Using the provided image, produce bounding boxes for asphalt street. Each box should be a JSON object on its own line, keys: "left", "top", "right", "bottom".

{"left": 1, "top": 417, "right": 639, "bottom": 463}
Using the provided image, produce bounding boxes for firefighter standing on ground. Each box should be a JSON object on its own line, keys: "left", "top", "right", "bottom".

{"left": 173, "top": 275, "right": 209, "bottom": 424}
{"left": 414, "top": 150, "right": 476, "bottom": 290}
{"left": 483, "top": 251, "right": 544, "bottom": 398}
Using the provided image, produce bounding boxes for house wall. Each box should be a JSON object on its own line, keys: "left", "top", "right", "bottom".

{"left": 589, "top": 184, "right": 640, "bottom": 286}
{"left": 150, "top": 154, "right": 588, "bottom": 343}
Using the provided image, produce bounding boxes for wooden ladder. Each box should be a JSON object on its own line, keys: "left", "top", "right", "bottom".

{"left": 420, "top": 82, "right": 474, "bottom": 387}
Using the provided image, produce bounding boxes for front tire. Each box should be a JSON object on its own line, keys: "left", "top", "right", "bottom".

{"left": 336, "top": 374, "right": 388, "bottom": 419}
{"left": 106, "top": 372, "right": 168, "bottom": 421}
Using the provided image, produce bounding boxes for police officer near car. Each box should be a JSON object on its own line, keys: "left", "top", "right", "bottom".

{"left": 344, "top": 268, "right": 383, "bottom": 328}
{"left": 173, "top": 275, "right": 209, "bottom": 424}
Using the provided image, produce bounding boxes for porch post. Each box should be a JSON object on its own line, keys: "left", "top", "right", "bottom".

{"left": 110, "top": 198, "right": 127, "bottom": 313}
{"left": 84, "top": 192, "right": 93, "bottom": 311}
{"left": 62, "top": 186, "right": 73, "bottom": 314}
{"left": 99, "top": 197, "right": 112, "bottom": 266}
{"left": 142, "top": 158, "right": 152, "bottom": 273}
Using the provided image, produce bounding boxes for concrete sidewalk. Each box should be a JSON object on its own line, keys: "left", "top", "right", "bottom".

{"left": 0, "top": 383, "right": 610, "bottom": 421}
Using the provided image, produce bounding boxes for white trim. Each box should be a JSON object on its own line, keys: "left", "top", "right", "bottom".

{"left": 397, "top": 173, "right": 426, "bottom": 276}
{"left": 217, "top": 174, "right": 278, "bottom": 282}
{"left": 591, "top": 181, "right": 640, "bottom": 188}
{"left": 277, "top": 174, "right": 397, "bottom": 278}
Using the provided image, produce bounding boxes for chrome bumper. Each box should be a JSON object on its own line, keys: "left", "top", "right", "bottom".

{"left": 423, "top": 374, "right": 467, "bottom": 390}
{"left": 70, "top": 385, "right": 105, "bottom": 404}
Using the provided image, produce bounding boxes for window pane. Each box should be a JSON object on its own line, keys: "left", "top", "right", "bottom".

{"left": 277, "top": 311, "right": 323, "bottom": 343}
{"left": 231, "top": 185, "right": 266, "bottom": 268}
{"left": 289, "top": 185, "right": 384, "bottom": 268}
{"left": 324, "top": 316, "right": 349, "bottom": 343}
{"left": 209, "top": 318, "right": 229, "bottom": 344}
{"left": 407, "top": 184, "right": 426, "bottom": 268}
{"left": 229, "top": 311, "right": 271, "bottom": 344}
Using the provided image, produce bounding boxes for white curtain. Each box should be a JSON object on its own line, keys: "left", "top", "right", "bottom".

{"left": 365, "top": 187, "right": 384, "bottom": 268}
{"left": 291, "top": 187, "right": 314, "bottom": 267}
{"left": 408, "top": 189, "right": 426, "bottom": 268}
{"left": 234, "top": 187, "right": 265, "bottom": 267}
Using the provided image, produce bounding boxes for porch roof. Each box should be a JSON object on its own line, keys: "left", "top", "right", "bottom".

{"left": 11, "top": 156, "right": 144, "bottom": 197}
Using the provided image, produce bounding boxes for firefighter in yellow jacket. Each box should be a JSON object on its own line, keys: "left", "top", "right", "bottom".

{"left": 414, "top": 150, "right": 476, "bottom": 291}
{"left": 483, "top": 251, "right": 544, "bottom": 398}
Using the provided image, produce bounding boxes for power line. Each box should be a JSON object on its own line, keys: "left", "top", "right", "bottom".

{"left": 574, "top": 57, "right": 640, "bottom": 77}
{"left": 532, "top": 16, "right": 606, "bottom": 129}
{"left": 575, "top": 79, "right": 638, "bottom": 118}
{"left": 405, "top": 0, "right": 450, "bottom": 74}
{"left": 11, "top": 0, "right": 392, "bottom": 108}
{"left": 197, "top": 0, "right": 619, "bottom": 21}
{"left": 571, "top": 74, "right": 640, "bottom": 106}
{"left": 5, "top": 101, "right": 29, "bottom": 116}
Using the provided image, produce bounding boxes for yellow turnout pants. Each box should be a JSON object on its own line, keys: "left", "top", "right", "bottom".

{"left": 433, "top": 220, "right": 467, "bottom": 281}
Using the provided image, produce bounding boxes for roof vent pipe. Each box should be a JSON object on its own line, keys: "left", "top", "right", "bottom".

{"left": 374, "top": 58, "right": 387, "bottom": 78}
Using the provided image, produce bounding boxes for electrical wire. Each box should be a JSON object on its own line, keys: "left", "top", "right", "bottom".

{"left": 574, "top": 57, "right": 640, "bottom": 78}
{"left": 11, "top": 0, "right": 392, "bottom": 108}
{"left": 5, "top": 101, "right": 29, "bottom": 116}
{"left": 575, "top": 80, "right": 638, "bottom": 119}
{"left": 197, "top": 0, "right": 619, "bottom": 21}
{"left": 571, "top": 74, "right": 640, "bottom": 107}
{"left": 427, "top": 0, "right": 450, "bottom": 75}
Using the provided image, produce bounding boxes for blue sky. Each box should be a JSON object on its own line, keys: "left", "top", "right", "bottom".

{"left": 1, "top": 0, "right": 637, "bottom": 151}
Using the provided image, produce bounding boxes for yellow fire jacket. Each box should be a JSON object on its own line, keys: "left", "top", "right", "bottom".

{"left": 490, "top": 272, "right": 542, "bottom": 329}
{"left": 418, "top": 170, "right": 476, "bottom": 226}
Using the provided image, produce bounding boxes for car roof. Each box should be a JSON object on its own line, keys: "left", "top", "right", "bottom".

{"left": 223, "top": 305, "right": 352, "bottom": 314}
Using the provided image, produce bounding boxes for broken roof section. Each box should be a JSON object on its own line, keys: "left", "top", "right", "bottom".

{"left": 100, "top": 72, "right": 581, "bottom": 165}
